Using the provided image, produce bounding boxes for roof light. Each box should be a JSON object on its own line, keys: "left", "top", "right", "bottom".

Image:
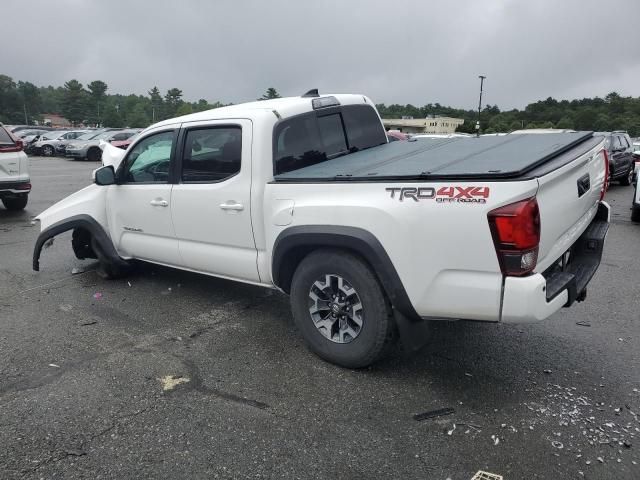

{"left": 312, "top": 96, "right": 340, "bottom": 110}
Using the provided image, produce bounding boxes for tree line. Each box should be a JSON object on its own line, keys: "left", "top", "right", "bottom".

{"left": 1, "top": 73, "right": 638, "bottom": 136}
{"left": 376, "top": 92, "right": 640, "bottom": 136}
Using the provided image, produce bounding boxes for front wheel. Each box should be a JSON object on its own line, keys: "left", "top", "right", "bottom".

{"left": 290, "top": 249, "right": 396, "bottom": 368}
{"left": 87, "top": 147, "right": 101, "bottom": 162}
{"left": 620, "top": 165, "right": 634, "bottom": 186}
{"left": 2, "top": 195, "right": 28, "bottom": 211}
{"left": 42, "top": 145, "right": 55, "bottom": 157}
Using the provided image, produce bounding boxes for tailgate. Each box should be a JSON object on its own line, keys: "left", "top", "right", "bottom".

{"left": 0, "top": 151, "right": 22, "bottom": 181}
{"left": 535, "top": 138, "right": 607, "bottom": 272}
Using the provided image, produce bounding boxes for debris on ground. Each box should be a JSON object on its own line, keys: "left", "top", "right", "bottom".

{"left": 447, "top": 423, "right": 456, "bottom": 435}
{"left": 161, "top": 287, "right": 172, "bottom": 295}
{"left": 48, "top": 363, "right": 60, "bottom": 368}
{"left": 93, "top": 292, "right": 103, "bottom": 300}
{"left": 71, "top": 267, "right": 84, "bottom": 275}
{"left": 471, "top": 470, "right": 503, "bottom": 480}
{"left": 64, "top": 448, "right": 86, "bottom": 457}
{"left": 491, "top": 434, "right": 500, "bottom": 445}
{"left": 552, "top": 440, "right": 564, "bottom": 449}
{"left": 576, "top": 321, "right": 591, "bottom": 327}
{"left": 80, "top": 321, "right": 97, "bottom": 326}
{"left": 413, "top": 407, "right": 455, "bottom": 421}
{"left": 127, "top": 281, "right": 132, "bottom": 287}
{"left": 544, "top": 369, "right": 552, "bottom": 374}
{"left": 158, "top": 375, "right": 190, "bottom": 391}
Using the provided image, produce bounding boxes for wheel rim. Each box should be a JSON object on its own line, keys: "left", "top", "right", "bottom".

{"left": 308, "top": 274, "right": 364, "bottom": 344}
{"left": 43, "top": 146, "right": 52, "bottom": 156}
{"left": 628, "top": 168, "right": 634, "bottom": 184}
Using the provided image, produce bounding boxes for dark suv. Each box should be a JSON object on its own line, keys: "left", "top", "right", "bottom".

{"left": 594, "top": 131, "right": 635, "bottom": 186}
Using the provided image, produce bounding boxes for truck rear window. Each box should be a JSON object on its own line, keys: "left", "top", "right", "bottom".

{"left": 274, "top": 105, "right": 386, "bottom": 175}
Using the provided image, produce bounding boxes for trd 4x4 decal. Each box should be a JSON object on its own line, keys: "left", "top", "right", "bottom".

{"left": 386, "top": 186, "right": 490, "bottom": 203}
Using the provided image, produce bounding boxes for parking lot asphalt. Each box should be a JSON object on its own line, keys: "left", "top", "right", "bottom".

{"left": 1, "top": 156, "right": 639, "bottom": 480}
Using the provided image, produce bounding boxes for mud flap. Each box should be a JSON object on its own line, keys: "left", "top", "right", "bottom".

{"left": 394, "top": 309, "right": 431, "bottom": 354}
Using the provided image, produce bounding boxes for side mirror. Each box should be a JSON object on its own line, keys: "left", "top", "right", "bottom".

{"left": 93, "top": 165, "right": 116, "bottom": 186}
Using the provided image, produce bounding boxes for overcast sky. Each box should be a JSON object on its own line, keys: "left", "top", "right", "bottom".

{"left": 3, "top": 0, "right": 639, "bottom": 109}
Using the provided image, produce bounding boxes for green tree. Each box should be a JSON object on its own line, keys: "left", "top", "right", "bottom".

{"left": 163, "top": 88, "right": 183, "bottom": 118}
{"left": 148, "top": 86, "right": 163, "bottom": 122}
{"left": 0, "top": 75, "right": 22, "bottom": 123}
{"left": 556, "top": 116, "right": 574, "bottom": 129}
{"left": 126, "top": 104, "right": 150, "bottom": 128}
{"left": 17, "top": 81, "right": 42, "bottom": 123}
{"left": 176, "top": 103, "right": 193, "bottom": 116}
{"left": 61, "top": 79, "right": 87, "bottom": 125}
{"left": 86, "top": 80, "right": 108, "bottom": 125}
{"left": 259, "top": 87, "right": 281, "bottom": 100}
{"left": 102, "top": 103, "right": 124, "bottom": 128}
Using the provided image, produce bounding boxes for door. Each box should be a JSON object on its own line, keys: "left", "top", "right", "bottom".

{"left": 106, "top": 128, "right": 181, "bottom": 265}
{"left": 610, "top": 135, "right": 627, "bottom": 177}
{"left": 170, "top": 120, "right": 260, "bottom": 282}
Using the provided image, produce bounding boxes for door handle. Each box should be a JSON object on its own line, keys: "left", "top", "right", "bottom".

{"left": 150, "top": 199, "right": 169, "bottom": 207}
{"left": 219, "top": 202, "right": 244, "bottom": 211}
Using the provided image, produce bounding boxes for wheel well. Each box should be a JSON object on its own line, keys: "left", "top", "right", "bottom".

{"left": 277, "top": 245, "right": 368, "bottom": 294}
{"left": 72, "top": 227, "right": 97, "bottom": 260}
{"left": 271, "top": 226, "right": 421, "bottom": 320}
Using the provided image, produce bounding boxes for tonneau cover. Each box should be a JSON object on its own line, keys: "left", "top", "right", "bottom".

{"left": 274, "top": 131, "right": 596, "bottom": 181}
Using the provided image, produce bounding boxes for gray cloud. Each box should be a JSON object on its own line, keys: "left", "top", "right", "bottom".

{"left": 2, "top": 0, "right": 639, "bottom": 109}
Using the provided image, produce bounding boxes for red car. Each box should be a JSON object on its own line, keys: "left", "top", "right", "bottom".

{"left": 386, "top": 130, "right": 410, "bottom": 142}
{"left": 110, "top": 132, "right": 140, "bottom": 150}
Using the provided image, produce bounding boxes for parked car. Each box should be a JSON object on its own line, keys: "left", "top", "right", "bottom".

{"left": 386, "top": 130, "right": 409, "bottom": 142}
{"left": 30, "top": 130, "right": 88, "bottom": 156}
{"left": 10, "top": 125, "right": 55, "bottom": 134}
{"left": 33, "top": 93, "right": 610, "bottom": 368}
{"left": 65, "top": 130, "right": 140, "bottom": 161}
{"left": 110, "top": 132, "right": 140, "bottom": 150}
{"left": 594, "top": 131, "right": 635, "bottom": 186}
{"left": 0, "top": 124, "right": 31, "bottom": 210}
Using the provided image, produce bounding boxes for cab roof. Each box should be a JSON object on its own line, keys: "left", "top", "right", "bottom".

{"left": 150, "top": 93, "right": 375, "bottom": 129}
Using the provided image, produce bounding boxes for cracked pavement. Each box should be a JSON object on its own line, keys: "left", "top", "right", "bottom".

{"left": 0, "top": 156, "right": 639, "bottom": 479}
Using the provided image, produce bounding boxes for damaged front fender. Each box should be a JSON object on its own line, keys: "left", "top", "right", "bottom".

{"left": 33, "top": 214, "right": 127, "bottom": 271}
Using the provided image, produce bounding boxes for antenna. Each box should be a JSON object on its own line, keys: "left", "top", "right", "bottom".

{"left": 302, "top": 89, "right": 319, "bottom": 98}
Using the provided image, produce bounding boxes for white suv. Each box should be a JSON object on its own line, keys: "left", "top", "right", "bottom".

{"left": 0, "top": 124, "right": 31, "bottom": 210}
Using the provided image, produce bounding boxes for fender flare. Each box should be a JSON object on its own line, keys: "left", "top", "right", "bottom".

{"left": 33, "top": 214, "right": 126, "bottom": 271}
{"left": 272, "top": 225, "right": 420, "bottom": 321}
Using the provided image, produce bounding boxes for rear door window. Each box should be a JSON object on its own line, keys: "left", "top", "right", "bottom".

{"left": 181, "top": 126, "right": 242, "bottom": 182}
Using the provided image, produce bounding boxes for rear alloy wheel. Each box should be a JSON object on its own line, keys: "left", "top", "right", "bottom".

{"left": 290, "top": 249, "right": 395, "bottom": 368}
{"left": 2, "top": 195, "right": 28, "bottom": 211}
{"left": 620, "top": 165, "right": 634, "bottom": 186}
{"left": 42, "top": 145, "right": 54, "bottom": 157}
{"left": 87, "top": 147, "right": 101, "bottom": 162}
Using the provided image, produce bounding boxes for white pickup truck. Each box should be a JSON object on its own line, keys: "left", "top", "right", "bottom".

{"left": 33, "top": 92, "right": 610, "bottom": 367}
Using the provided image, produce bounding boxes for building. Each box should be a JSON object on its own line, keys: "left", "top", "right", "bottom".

{"left": 41, "top": 113, "right": 72, "bottom": 128}
{"left": 382, "top": 116, "right": 464, "bottom": 134}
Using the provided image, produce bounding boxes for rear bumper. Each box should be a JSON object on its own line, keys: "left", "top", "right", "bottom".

{"left": 501, "top": 201, "right": 610, "bottom": 323}
{"left": 0, "top": 179, "right": 31, "bottom": 195}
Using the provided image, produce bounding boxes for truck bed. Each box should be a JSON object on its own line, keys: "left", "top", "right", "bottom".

{"left": 274, "top": 131, "right": 600, "bottom": 182}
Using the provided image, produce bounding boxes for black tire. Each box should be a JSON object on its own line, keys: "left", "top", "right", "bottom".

{"left": 290, "top": 249, "right": 395, "bottom": 368}
{"left": 91, "top": 237, "right": 130, "bottom": 279}
{"left": 87, "top": 147, "right": 101, "bottom": 162}
{"left": 42, "top": 145, "right": 55, "bottom": 157}
{"left": 620, "top": 165, "right": 633, "bottom": 186}
{"left": 2, "top": 195, "right": 28, "bottom": 211}
{"left": 632, "top": 204, "right": 640, "bottom": 223}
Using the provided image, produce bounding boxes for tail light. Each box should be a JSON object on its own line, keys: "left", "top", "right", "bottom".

{"left": 600, "top": 149, "right": 609, "bottom": 201}
{"left": 488, "top": 197, "right": 540, "bottom": 276}
{"left": 15, "top": 182, "right": 31, "bottom": 191}
{"left": 0, "top": 139, "right": 23, "bottom": 153}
